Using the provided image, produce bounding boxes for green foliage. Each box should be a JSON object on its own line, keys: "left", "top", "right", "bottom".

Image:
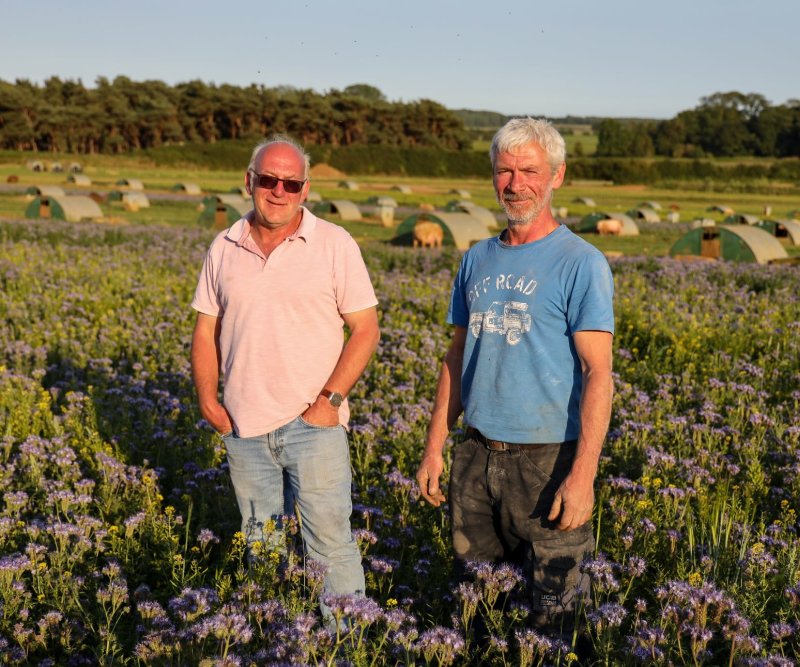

{"left": 317, "top": 145, "right": 492, "bottom": 178}
{"left": 144, "top": 139, "right": 253, "bottom": 170}
{"left": 598, "top": 91, "right": 800, "bottom": 159}
{"left": 0, "top": 76, "right": 470, "bottom": 153}
{"left": 341, "top": 83, "right": 387, "bottom": 102}
{"left": 568, "top": 156, "right": 800, "bottom": 188}
{"left": 451, "top": 109, "right": 510, "bottom": 128}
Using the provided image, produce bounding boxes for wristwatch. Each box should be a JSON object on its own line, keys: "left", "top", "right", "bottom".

{"left": 320, "top": 389, "right": 344, "bottom": 408}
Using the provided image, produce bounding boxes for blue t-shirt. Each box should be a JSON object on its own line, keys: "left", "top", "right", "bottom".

{"left": 448, "top": 224, "right": 614, "bottom": 443}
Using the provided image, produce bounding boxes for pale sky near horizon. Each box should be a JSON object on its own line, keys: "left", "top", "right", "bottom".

{"left": 1, "top": 0, "right": 796, "bottom": 120}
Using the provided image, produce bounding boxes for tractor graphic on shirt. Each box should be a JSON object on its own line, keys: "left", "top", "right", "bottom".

{"left": 469, "top": 300, "right": 532, "bottom": 345}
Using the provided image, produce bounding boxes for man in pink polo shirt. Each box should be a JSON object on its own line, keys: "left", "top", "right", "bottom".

{"left": 191, "top": 135, "right": 380, "bottom": 625}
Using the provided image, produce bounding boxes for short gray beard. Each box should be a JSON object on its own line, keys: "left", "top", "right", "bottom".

{"left": 495, "top": 183, "right": 553, "bottom": 227}
{"left": 499, "top": 196, "right": 548, "bottom": 227}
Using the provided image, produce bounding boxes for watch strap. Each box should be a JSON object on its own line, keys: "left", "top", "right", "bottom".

{"left": 320, "top": 389, "right": 344, "bottom": 407}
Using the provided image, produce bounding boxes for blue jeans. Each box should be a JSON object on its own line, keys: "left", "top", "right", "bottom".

{"left": 223, "top": 416, "right": 365, "bottom": 600}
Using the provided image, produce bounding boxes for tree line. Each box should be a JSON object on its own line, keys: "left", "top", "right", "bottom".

{"left": 3, "top": 79, "right": 799, "bottom": 161}
{"left": 595, "top": 92, "right": 800, "bottom": 158}
{"left": 0, "top": 77, "right": 470, "bottom": 153}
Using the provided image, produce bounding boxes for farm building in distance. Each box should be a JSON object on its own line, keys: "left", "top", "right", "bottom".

{"left": 638, "top": 201, "right": 662, "bottom": 210}
{"left": 394, "top": 212, "right": 493, "bottom": 250}
{"left": 25, "top": 185, "right": 66, "bottom": 198}
{"left": 444, "top": 201, "right": 499, "bottom": 230}
{"left": 108, "top": 191, "right": 150, "bottom": 210}
{"left": 756, "top": 219, "right": 800, "bottom": 246}
{"left": 723, "top": 213, "right": 761, "bottom": 226}
{"left": 67, "top": 174, "right": 92, "bottom": 187}
{"left": 627, "top": 207, "right": 660, "bottom": 223}
{"left": 575, "top": 212, "right": 640, "bottom": 236}
{"left": 669, "top": 225, "right": 789, "bottom": 264}
{"left": 116, "top": 178, "right": 145, "bottom": 191}
{"left": 203, "top": 194, "right": 249, "bottom": 208}
{"left": 448, "top": 188, "right": 471, "bottom": 199}
{"left": 367, "top": 196, "right": 398, "bottom": 208}
{"left": 173, "top": 183, "right": 202, "bottom": 195}
{"left": 199, "top": 195, "right": 251, "bottom": 229}
{"left": 25, "top": 195, "right": 103, "bottom": 222}
{"left": 312, "top": 200, "right": 362, "bottom": 222}
{"left": 707, "top": 204, "right": 734, "bottom": 215}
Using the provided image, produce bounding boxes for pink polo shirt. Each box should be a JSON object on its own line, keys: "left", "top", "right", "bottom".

{"left": 191, "top": 207, "right": 378, "bottom": 437}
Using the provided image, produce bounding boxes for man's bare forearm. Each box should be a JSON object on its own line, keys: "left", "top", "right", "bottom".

{"left": 323, "top": 307, "right": 380, "bottom": 396}
{"left": 191, "top": 314, "right": 223, "bottom": 416}
{"left": 571, "top": 365, "right": 613, "bottom": 482}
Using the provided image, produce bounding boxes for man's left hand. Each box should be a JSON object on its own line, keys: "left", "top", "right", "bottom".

{"left": 301, "top": 395, "right": 340, "bottom": 427}
{"left": 547, "top": 473, "right": 595, "bottom": 531}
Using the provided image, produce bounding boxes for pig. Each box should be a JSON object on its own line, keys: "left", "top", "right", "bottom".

{"left": 413, "top": 220, "right": 444, "bottom": 248}
{"left": 596, "top": 219, "right": 622, "bottom": 236}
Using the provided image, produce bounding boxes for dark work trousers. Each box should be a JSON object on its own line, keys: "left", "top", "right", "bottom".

{"left": 449, "top": 435, "right": 593, "bottom": 638}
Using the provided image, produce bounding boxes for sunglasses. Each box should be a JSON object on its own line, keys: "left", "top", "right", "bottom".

{"left": 249, "top": 171, "right": 307, "bottom": 194}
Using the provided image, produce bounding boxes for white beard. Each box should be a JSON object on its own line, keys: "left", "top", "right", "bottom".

{"left": 498, "top": 192, "right": 550, "bottom": 227}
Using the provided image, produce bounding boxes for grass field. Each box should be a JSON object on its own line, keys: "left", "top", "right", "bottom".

{"left": 2, "top": 154, "right": 799, "bottom": 260}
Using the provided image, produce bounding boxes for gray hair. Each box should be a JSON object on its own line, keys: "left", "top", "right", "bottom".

{"left": 490, "top": 117, "right": 566, "bottom": 173}
{"left": 248, "top": 134, "right": 311, "bottom": 179}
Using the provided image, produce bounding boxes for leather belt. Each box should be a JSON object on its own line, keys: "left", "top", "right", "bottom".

{"left": 465, "top": 427, "right": 550, "bottom": 452}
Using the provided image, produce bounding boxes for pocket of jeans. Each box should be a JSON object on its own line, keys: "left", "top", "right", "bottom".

{"left": 297, "top": 415, "right": 342, "bottom": 431}
{"left": 518, "top": 445, "right": 565, "bottom": 484}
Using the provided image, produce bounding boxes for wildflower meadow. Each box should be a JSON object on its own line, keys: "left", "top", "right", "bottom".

{"left": 1, "top": 218, "right": 799, "bottom": 666}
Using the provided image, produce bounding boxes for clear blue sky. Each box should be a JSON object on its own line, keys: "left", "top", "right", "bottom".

{"left": 1, "top": 0, "right": 796, "bottom": 119}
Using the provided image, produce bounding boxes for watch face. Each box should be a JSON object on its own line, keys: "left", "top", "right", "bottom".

{"left": 322, "top": 389, "right": 343, "bottom": 407}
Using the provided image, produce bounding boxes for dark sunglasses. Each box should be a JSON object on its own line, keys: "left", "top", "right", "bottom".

{"left": 249, "top": 171, "right": 307, "bottom": 194}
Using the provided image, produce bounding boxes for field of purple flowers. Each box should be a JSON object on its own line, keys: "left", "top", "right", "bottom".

{"left": 1, "top": 218, "right": 799, "bottom": 666}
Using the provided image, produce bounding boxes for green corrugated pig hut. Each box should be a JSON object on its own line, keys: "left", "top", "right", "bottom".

{"left": 312, "top": 200, "right": 362, "bottom": 222}
{"left": 198, "top": 196, "right": 252, "bottom": 230}
{"left": 756, "top": 219, "right": 800, "bottom": 246}
{"left": 394, "top": 212, "right": 492, "bottom": 250}
{"left": 576, "top": 212, "right": 639, "bottom": 236}
{"left": 669, "top": 225, "right": 788, "bottom": 264}
{"left": 25, "top": 195, "right": 103, "bottom": 222}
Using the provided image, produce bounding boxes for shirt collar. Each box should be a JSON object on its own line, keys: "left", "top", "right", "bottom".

{"left": 290, "top": 206, "right": 317, "bottom": 242}
{"left": 225, "top": 206, "right": 318, "bottom": 246}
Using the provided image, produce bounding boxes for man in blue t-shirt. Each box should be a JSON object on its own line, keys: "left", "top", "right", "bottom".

{"left": 416, "top": 117, "right": 614, "bottom": 642}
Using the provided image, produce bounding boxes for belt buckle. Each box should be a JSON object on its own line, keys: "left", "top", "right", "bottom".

{"left": 485, "top": 437, "right": 508, "bottom": 452}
